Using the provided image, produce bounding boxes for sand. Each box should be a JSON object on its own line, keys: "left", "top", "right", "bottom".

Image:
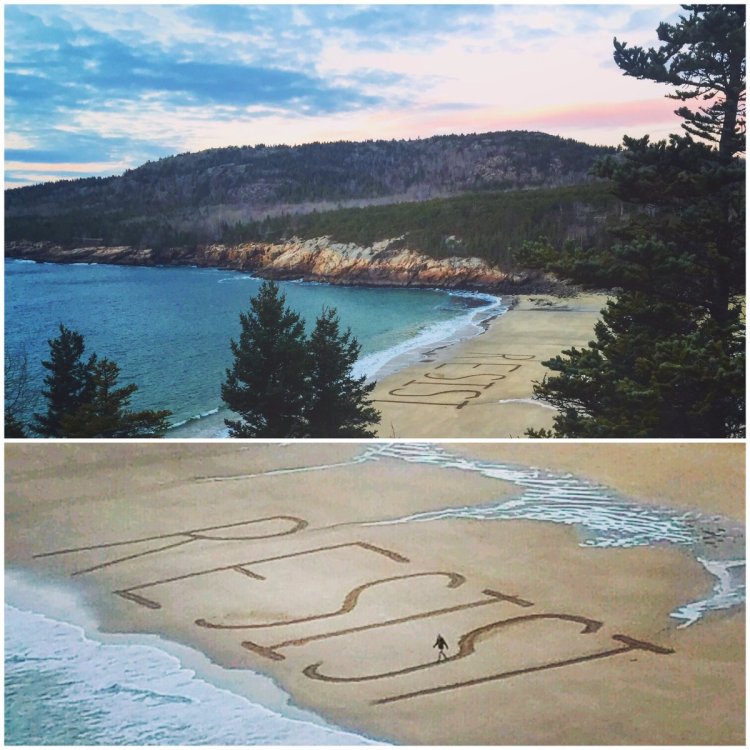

{"left": 371, "top": 293, "right": 608, "bottom": 438}
{"left": 453, "top": 442, "right": 746, "bottom": 520}
{"left": 4, "top": 442, "right": 745, "bottom": 745}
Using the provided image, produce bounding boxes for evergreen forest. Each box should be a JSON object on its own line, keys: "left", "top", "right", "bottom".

{"left": 5, "top": 130, "right": 616, "bottom": 266}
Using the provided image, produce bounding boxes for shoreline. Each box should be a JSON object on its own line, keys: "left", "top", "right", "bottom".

{"left": 164, "top": 288, "right": 511, "bottom": 437}
{"left": 371, "top": 292, "right": 608, "bottom": 438}
{"left": 9, "top": 257, "right": 610, "bottom": 441}
{"left": 5, "top": 442, "right": 744, "bottom": 745}
{"left": 167, "top": 286, "right": 509, "bottom": 438}
{"left": 7, "top": 257, "right": 512, "bottom": 439}
{"left": 5, "top": 569, "right": 385, "bottom": 745}
{"left": 353, "top": 289, "right": 508, "bottom": 382}
{"left": 165, "top": 288, "right": 608, "bottom": 440}
{"left": 4, "top": 239, "right": 535, "bottom": 293}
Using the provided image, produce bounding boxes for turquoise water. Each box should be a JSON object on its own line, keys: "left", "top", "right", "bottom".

{"left": 5, "top": 260, "right": 503, "bottom": 436}
{"left": 5, "top": 573, "right": 383, "bottom": 746}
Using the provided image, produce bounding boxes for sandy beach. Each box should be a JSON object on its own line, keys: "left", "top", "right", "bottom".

{"left": 371, "top": 293, "right": 608, "bottom": 438}
{"left": 5, "top": 441, "right": 744, "bottom": 745}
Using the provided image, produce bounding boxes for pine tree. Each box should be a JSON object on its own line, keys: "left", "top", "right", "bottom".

{"left": 31, "top": 325, "right": 172, "bottom": 438}
{"left": 5, "top": 350, "right": 31, "bottom": 438}
{"left": 221, "top": 281, "right": 309, "bottom": 437}
{"left": 60, "top": 358, "right": 172, "bottom": 438}
{"left": 5, "top": 413, "right": 26, "bottom": 438}
{"left": 305, "top": 307, "right": 380, "bottom": 437}
{"left": 521, "top": 5, "right": 745, "bottom": 438}
{"left": 31, "top": 324, "right": 95, "bottom": 437}
{"left": 613, "top": 4, "right": 745, "bottom": 160}
{"left": 222, "top": 284, "right": 382, "bottom": 438}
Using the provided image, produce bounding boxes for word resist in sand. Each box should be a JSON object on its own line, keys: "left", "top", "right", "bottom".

{"left": 36, "top": 514, "right": 674, "bottom": 706}
{"left": 372, "top": 351, "right": 535, "bottom": 409}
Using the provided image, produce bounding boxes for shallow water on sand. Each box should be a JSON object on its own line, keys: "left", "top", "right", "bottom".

{"left": 195, "top": 442, "right": 745, "bottom": 626}
{"left": 360, "top": 444, "right": 746, "bottom": 627}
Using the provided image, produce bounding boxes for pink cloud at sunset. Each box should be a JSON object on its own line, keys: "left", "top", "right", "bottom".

{"left": 507, "top": 98, "right": 682, "bottom": 131}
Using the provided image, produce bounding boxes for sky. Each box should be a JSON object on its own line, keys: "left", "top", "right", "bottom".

{"left": 4, "top": 3, "right": 686, "bottom": 188}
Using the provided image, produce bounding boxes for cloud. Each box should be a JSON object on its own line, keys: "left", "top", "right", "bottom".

{"left": 308, "top": 5, "right": 493, "bottom": 50}
{"left": 4, "top": 126, "right": 171, "bottom": 173}
{"left": 4, "top": 133, "right": 37, "bottom": 150}
{"left": 5, "top": 156, "right": 132, "bottom": 187}
{"left": 5, "top": 3, "right": 688, "bottom": 185}
{"left": 523, "top": 98, "right": 680, "bottom": 130}
{"left": 6, "top": 174, "right": 78, "bottom": 187}
{"left": 5, "top": 71, "right": 71, "bottom": 104}
{"left": 5, "top": 159, "right": 131, "bottom": 173}
{"left": 183, "top": 5, "right": 258, "bottom": 34}
{"left": 6, "top": 8, "right": 381, "bottom": 113}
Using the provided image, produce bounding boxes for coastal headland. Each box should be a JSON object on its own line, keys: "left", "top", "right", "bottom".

{"left": 6, "top": 442, "right": 744, "bottom": 745}
{"left": 5, "top": 239, "right": 522, "bottom": 290}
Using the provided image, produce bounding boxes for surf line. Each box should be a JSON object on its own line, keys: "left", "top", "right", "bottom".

{"left": 193, "top": 444, "right": 391, "bottom": 483}
{"left": 359, "top": 443, "right": 746, "bottom": 627}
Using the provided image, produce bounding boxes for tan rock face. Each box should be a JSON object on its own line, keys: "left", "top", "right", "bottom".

{"left": 7, "top": 237, "right": 514, "bottom": 289}
{"left": 197, "top": 237, "right": 512, "bottom": 288}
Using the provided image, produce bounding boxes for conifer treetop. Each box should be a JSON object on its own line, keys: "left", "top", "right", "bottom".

{"left": 613, "top": 4, "right": 745, "bottom": 158}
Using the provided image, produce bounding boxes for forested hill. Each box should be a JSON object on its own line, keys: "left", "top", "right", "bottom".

{"left": 5, "top": 130, "right": 614, "bottom": 248}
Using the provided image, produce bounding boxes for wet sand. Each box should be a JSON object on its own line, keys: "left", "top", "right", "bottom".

{"left": 5, "top": 442, "right": 745, "bottom": 745}
{"left": 371, "top": 293, "right": 608, "bottom": 438}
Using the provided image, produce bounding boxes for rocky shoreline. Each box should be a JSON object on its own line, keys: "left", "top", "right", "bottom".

{"left": 6, "top": 238, "right": 566, "bottom": 294}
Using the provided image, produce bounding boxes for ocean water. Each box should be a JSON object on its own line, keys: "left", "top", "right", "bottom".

{"left": 4, "top": 574, "right": 383, "bottom": 746}
{"left": 5, "top": 260, "right": 504, "bottom": 436}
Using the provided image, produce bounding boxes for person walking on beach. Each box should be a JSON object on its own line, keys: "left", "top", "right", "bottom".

{"left": 434, "top": 633, "right": 449, "bottom": 662}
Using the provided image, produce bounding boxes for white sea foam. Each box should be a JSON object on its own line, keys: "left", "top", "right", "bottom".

{"left": 177, "top": 441, "right": 746, "bottom": 627}
{"left": 670, "top": 558, "right": 747, "bottom": 628}
{"left": 357, "top": 443, "right": 746, "bottom": 626}
{"left": 353, "top": 291, "right": 506, "bottom": 381}
{"left": 168, "top": 291, "right": 505, "bottom": 437}
{"left": 5, "top": 572, "right": 383, "bottom": 746}
{"left": 217, "top": 275, "right": 258, "bottom": 283}
{"left": 169, "top": 407, "right": 220, "bottom": 430}
{"left": 195, "top": 454, "right": 371, "bottom": 483}
{"left": 496, "top": 397, "right": 557, "bottom": 410}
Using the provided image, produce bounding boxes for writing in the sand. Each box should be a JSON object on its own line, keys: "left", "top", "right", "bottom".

{"left": 372, "top": 352, "right": 535, "bottom": 409}
{"left": 35, "top": 514, "right": 674, "bottom": 705}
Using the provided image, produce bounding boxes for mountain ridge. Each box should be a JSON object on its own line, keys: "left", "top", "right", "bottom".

{"left": 5, "top": 130, "right": 615, "bottom": 249}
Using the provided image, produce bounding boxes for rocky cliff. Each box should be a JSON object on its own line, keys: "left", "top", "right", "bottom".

{"left": 6, "top": 238, "right": 527, "bottom": 290}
